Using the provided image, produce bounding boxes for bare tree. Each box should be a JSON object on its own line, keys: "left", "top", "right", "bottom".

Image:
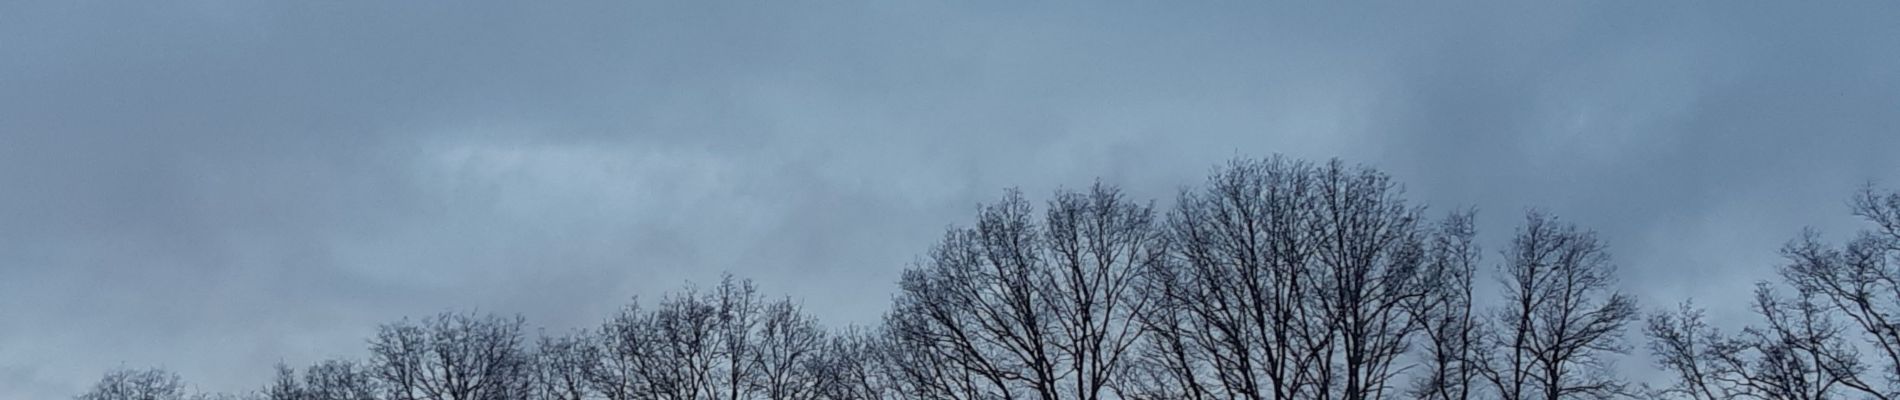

{"left": 1725, "top": 184, "right": 1900, "bottom": 400}
{"left": 368, "top": 311, "right": 531, "bottom": 400}
{"left": 753, "top": 299, "right": 829, "bottom": 400}
{"left": 884, "top": 190, "right": 1053, "bottom": 400}
{"left": 371, "top": 319, "right": 428, "bottom": 400}
{"left": 264, "top": 364, "right": 302, "bottom": 400}
{"left": 1146, "top": 157, "right": 1319, "bottom": 400}
{"left": 1747, "top": 285, "right": 1872, "bottom": 400}
{"left": 1045, "top": 183, "right": 1166, "bottom": 400}
{"left": 638, "top": 286, "right": 722, "bottom": 400}
{"left": 303, "top": 359, "right": 378, "bottom": 400}
{"left": 532, "top": 332, "right": 593, "bottom": 400}
{"left": 1762, "top": 185, "right": 1900, "bottom": 399}
{"left": 880, "top": 300, "right": 996, "bottom": 400}
{"left": 1751, "top": 279, "right": 1885, "bottom": 400}
{"left": 1646, "top": 301, "right": 1745, "bottom": 400}
{"left": 1306, "top": 160, "right": 1428, "bottom": 400}
{"left": 1126, "top": 157, "right": 1430, "bottom": 400}
{"left": 715, "top": 276, "right": 765, "bottom": 400}
{"left": 1120, "top": 253, "right": 1210, "bottom": 400}
{"left": 78, "top": 368, "right": 190, "bottom": 400}
{"left": 582, "top": 275, "right": 797, "bottom": 400}
{"left": 1645, "top": 284, "right": 1873, "bottom": 400}
{"left": 640, "top": 275, "right": 768, "bottom": 400}
{"left": 815, "top": 326, "right": 897, "bottom": 400}
{"left": 587, "top": 300, "right": 658, "bottom": 400}
{"left": 1409, "top": 210, "right": 1482, "bottom": 400}
{"left": 1478, "top": 212, "right": 1637, "bottom": 400}
{"left": 883, "top": 182, "right": 1163, "bottom": 400}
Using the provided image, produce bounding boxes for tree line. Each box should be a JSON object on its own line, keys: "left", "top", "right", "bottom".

{"left": 75, "top": 156, "right": 1900, "bottom": 400}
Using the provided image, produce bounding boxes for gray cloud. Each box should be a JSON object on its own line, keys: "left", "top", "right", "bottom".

{"left": 4, "top": 2, "right": 1899, "bottom": 398}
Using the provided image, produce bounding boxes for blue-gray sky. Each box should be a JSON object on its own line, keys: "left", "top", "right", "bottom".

{"left": 4, "top": 2, "right": 1899, "bottom": 398}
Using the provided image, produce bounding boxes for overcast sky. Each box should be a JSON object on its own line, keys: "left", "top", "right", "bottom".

{"left": 5, "top": 2, "right": 1900, "bottom": 398}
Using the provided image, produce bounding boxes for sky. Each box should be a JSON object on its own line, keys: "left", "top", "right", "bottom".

{"left": 4, "top": 1, "right": 1900, "bottom": 398}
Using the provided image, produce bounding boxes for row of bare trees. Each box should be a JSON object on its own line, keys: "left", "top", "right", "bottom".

{"left": 1644, "top": 187, "right": 1900, "bottom": 399}
{"left": 882, "top": 158, "right": 1635, "bottom": 400}
{"left": 75, "top": 156, "right": 1900, "bottom": 400}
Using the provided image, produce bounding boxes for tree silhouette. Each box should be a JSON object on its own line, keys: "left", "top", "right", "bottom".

{"left": 303, "top": 359, "right": 380, "bottom": 400}
{"left": 78, "top": 368, "right": 189, "bottom": 400}
{"left": 1648, "top": 186, "right": 1900, "bottom": 400}
{"left": 883, "top": 182, "right": 1163, "bottom": 400}
{"left": 368, "top": 312, "right": 531, "bottom": 400}
{"left": 1479, "top": 212, "right": 1637, "bottom": 400}
{"left": 1409, "top": 210, "right": 1482, "bottom": 400}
